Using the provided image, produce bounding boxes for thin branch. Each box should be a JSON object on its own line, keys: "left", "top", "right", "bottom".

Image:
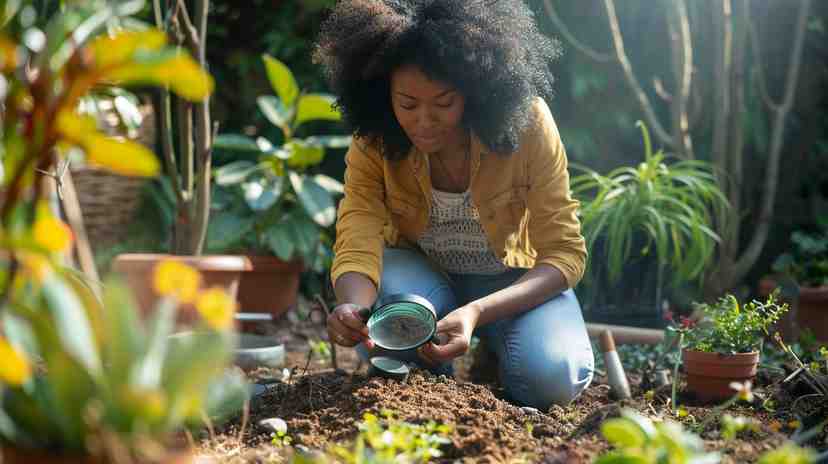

{"left": 732, "top": 0, "right": 812, "bottom": 280}
{"left": 667, "top": 0, "right": 694, "bottom": 159}
{"left": 747, "top": 10, "right": 779, "bottom": 111}
{"left": 711, "top": 0, "right": 733, "bottom": 182}
{"left": 603, "top": 0, "right": 674, "bottom": 148}
{"left": 174, "top": 0, "right": 200, "bottom": 51}
{"left": 542, "top": 0, "right": 614, "bottom": 63}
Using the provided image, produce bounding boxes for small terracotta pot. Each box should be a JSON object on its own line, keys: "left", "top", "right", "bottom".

{"left": 682, "top": 349, "right": 759, "bottom": 402}
{"left": 112, "top": 253, "right": 251, "bottom": 324}
{"left": 1, "top": 445, "right": 194, "bottom": 464}
{"left": 797, "top": 285, "right": 828, "bottom": 342}
{"left": 236, "top": 255, "right": 303, "bottom": 319}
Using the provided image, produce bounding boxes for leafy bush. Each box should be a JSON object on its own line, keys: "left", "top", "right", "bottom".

{"left": 682, "top": 293, "right": 789, "bottom": 354}
{"left": 209, "top": 55, "right": 347, "bottom": 272}
{"left": 772, "top": 218, "right": 828, "bottom": 287}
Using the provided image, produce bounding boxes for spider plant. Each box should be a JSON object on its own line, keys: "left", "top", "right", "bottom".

{"left": 571, "top": 122, "right": 728, "bottom": 311}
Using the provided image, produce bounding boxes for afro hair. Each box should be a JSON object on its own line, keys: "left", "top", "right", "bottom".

{"left": 313, "top": 0, "right": 561, "bottom": 160}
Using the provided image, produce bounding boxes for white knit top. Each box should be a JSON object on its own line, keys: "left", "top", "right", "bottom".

{"left": 416, "top": 188, "right": 508, "bottom": 275}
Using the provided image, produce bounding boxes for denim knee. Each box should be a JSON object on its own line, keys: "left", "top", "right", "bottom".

{"left": 503, "top": 348, "right": 593, "bottom": 409}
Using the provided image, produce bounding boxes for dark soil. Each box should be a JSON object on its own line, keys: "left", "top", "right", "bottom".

{"left": 197, "top": 307, "right": 825, "bottom": 463}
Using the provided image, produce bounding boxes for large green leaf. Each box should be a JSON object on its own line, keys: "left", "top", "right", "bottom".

{"left": 206, "top": 211, "right": 255, "bottom": 251}
{"left": 289, "top": 172, "right": 336, "bottom": 227}
{"left": 40, "top": 275, "right": 102, "bottom": 377}
{"left": 257, "top": 95, "right": 293, "bottom": 132}
{"left": 284, "top": 140, "right": 325, "bottom": 169}
{"left": 264, "top": 222, "right": 295, "bottom": 261}
{"left": 295, "top": 93, "right": 341, "bottom": 126}
{"left": 601, "top": 418, "right": 646, "bottom": 448}
{"left": 286, "top": 212, "right": 321, "bottom": 262}
{"left": 262, "top": 54, "right": 299, "bottom": 108}
{"left": 131, "top": 299, "right": 176, "bottom": 389}
{"left": 313, "top": 174, "right": 344, "bottom": 195}
{"left": 204, "top": 370, "right": 249, "bottom": 425}
{"left": 214, "top": 134, "right": 260, "bottom": 152}
{"left": 100, "top": 278, "right": 145, "bottom": 383}
{"left": 214, "top": 160, "right": 259, "bottom": 186}
{"left": 242, "top": 178, "right": 282, "bottom": 211}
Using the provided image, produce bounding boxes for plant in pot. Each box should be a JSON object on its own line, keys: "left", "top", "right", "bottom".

{"left": 571, "top": 122, "right": 728, "bottom": 327}
{"left": 767, "top": 219, "right": 828, "bottom": 342}
{"left": 678, "top": 293, "right": 789, "bottom": 402}
{"left": 111, "top": 0, "right": 254, "bottom": 319}
{"left": 209, "top": 54, "right": 347, "bottom": 318}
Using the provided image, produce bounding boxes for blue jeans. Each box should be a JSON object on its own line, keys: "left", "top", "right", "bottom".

{"left": 357, "top": 247, "right": 594, "bottom": 409}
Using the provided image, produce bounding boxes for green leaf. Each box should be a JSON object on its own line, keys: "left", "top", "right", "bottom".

{"left": 601, "top": 418, "right": 647, "bottom": 448}
{"left": 284, "top": 140, "right": 325, "bottom": 169}
{"left": 131, "top": 299, "right": 176, "bottom": 389}
{"left": 594, "top": 453, "right": 649, "bottom": 464}
{"left": 214, "top": 134, "right": 260, "bottom": 152}
{"left": 262, "top": 54, "right": 299, "bottom": 108}
{"left": 265, "top": 222, "right": 296, "bottom": 261}
{"left": 214, "top": 160, "right": 259, "bottom": 186}
{"left": 100, "top": 278, "right": 145, "bottom": 383}
{"left": 313, "top": 174, "right": 344, "bottom": 195}
{"left": 289, "top": 172, "right": 336, "bottom": 227}
{"left": 304, "top": 135, "right": 352, "bottom": 148}
{"left": 242, "top": 178, "right": 282, "bottom": 211}
{"left": 41, "top": 275, "right": 102, "bottom": 377}
{"left": 206, "top": 212, "right": 255, "bottom": 252}
{"left": 295, "top": 93, "right": 341, "bottom": 126}
{"left": 286, "top": 212, "right": 321, "bottom": 262}
{"left": 257, "top": 95, "right": 293, "bottom": 132}
{"left": 204, "top": 369, "right": 249, "bottom": 425}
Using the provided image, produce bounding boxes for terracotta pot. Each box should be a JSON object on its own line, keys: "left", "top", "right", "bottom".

{"left": 1, "top": 445, "right": 194, "bottom": 464}
{"left": 237, "top": 255, "right": 303, "bottom": 319}
{"left": 682, "top": 349, "right": 759, "bottom": 402}
{"left": 797, "top": 285, "right": 828, "bottom": 342}
{"left": 112, "top": 254, "right": 251, "bottom": 324}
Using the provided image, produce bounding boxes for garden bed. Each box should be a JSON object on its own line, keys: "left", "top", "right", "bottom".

{"left": 197, "top": 312, "right": 825, "bottom": 463}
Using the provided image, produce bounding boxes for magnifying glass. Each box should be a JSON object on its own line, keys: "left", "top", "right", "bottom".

{"left": 357, "top": 293, "right": 440, "bottom": 380}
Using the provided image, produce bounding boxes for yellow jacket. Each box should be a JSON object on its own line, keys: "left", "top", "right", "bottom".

{"left": 331, "top": 97, "right": 586, "bottom": 290}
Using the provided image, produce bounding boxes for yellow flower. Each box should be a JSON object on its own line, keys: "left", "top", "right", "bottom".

{"left": 676, "top": 406, "right": 689, "bottom": 418}
{"left": 33, "top": 216, "right": 73, "bottom": 253}
{"left": 195, "top": 287, "right": 236, "bottom": 330}
{"left": 18, "top": 252, "right": 52, "bottom": 281}
{"left": 153, "top": 260, "right": 201, "bottom": 303}
{"left": 787, "top": 420, "right": 801, "bottom": 430}
{"left": 0, "top": 336, "right": 32, "bottom": 386}
{"left": 122, "top": 386, "right": 167, "bottom": 421}
{"left": 729, "top": 381, "right": 754, "bottom": 402}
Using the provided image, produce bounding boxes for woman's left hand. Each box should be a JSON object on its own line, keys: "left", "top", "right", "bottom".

{"left": 418, "top": 304, "right": 481, "bottom": 364}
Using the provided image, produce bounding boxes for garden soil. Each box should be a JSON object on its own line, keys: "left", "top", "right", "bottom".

{"left": 198, "top": 310, "right": 820, "bottom": 463}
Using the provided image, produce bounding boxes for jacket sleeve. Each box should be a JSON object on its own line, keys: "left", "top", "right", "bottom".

{"left": 330, "top": 139, "right": 387, "bottom": 289}
{"left": 524, "top": 98, "right": 587, "bottom": 288}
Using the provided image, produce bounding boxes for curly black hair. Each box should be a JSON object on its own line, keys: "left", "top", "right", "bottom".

{"left": 313, "top": 0, "right": 561, "bottom": 160}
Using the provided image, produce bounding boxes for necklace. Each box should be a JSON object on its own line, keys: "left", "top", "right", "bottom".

{"left": 433, "top": 136, "right": 470, "bottom": 192}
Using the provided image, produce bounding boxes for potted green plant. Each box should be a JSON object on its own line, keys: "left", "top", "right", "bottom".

{"left": 571, "top": 122, "right": 728, "bottom": 327}
{"left": 767, "top": 221, "right": 828, "bottom": 342}
{"left": 678, "top": 293, "right": 789, "bottom": 402}
{"left": 209, "top": 54, "right": 347, "bottom": 317}
{"left": 111, "top": 0, "right": 253, "bottom": 318}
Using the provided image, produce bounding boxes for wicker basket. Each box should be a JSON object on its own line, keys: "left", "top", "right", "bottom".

{"left": 71, "top": 100, "right": 155, "bottom": 247}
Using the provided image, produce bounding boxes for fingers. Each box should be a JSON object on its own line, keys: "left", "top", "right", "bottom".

{"left": 327, "top": 304, "right": 371, "bottom": 347}
{"left": 418, "top": 333, "right": 468, "bottom": 365}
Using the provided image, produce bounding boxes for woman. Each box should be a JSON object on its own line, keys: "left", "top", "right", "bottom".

{"left": 314, "top": 0, "right": 594, "bottom": 409}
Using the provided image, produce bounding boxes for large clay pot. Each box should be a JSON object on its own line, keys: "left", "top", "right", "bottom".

{"left": 797, "top": 285, "right": 828, "bottom": 342}
{"left": 682, "top": 349, "right": 759, "bottom": 402}
{"left": 112, "top": 254, "right": 251, "bottom": 323}
{"left": 1, "top": 445, "right": 193, "bottom": 464}
{"left": 236, "top": 255, "right": 303, "bottom": 318}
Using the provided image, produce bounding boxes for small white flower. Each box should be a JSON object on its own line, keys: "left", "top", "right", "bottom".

{"left": 729, "top": 381, "right": 753, "bottom": 402}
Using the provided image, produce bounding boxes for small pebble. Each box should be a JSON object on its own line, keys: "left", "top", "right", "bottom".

{"left": 521, "top": 407, "right": 540, "bottom": 415}
{"left": 258, "top": 417, "right": 288, "bottom": 435}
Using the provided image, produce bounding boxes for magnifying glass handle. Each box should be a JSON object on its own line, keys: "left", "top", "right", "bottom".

{"left": 430, "top": 333, "right": 446, "bottom": 346}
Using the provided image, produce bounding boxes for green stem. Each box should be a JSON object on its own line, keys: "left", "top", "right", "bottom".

{"left": 672, "top": 332, "right": 684, "bottom": 410}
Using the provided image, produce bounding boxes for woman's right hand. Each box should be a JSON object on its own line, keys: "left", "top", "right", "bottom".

{"left": 327, "top": 303, "right": 374, "bottom": 349}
